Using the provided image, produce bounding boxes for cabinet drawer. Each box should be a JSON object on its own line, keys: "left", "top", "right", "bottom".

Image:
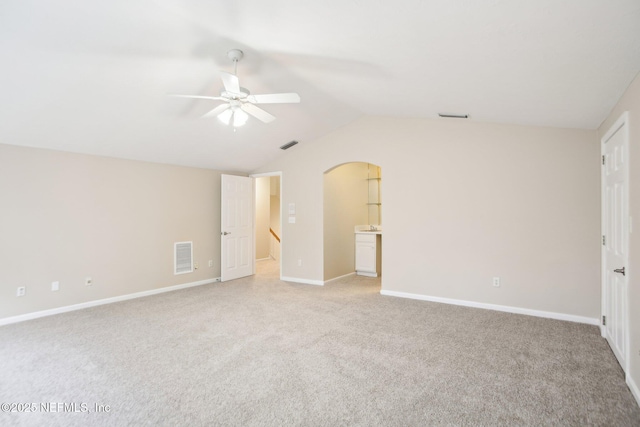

{"left": 355, "top": 233, "right": 376, "bottom": 243}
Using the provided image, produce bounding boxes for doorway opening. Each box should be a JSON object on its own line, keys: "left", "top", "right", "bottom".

{"left": 323, "top": 162, "right": 382, "bottom": 283}
{"left": 254, "top": 173, "right": 282, "bottom": 278}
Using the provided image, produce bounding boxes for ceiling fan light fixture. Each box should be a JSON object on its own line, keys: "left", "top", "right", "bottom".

{"left": 217, "top": 109, "right": 233, "bottom": 125}
{"left": 233, "top": 108, "right": 249, "bottom": 127}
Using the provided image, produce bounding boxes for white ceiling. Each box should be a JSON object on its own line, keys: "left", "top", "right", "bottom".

{"left": 1, "top": 0, "right": 639, "bottom": 172}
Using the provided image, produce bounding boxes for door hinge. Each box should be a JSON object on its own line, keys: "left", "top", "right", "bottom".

{"left": 602, "top": 315, "right": 606, "bottom": 326}
{"left": 602, "top": 155, "right": 605, "bottom": 165}
{"left": 602, "top": 235, "right": 606, "bottom": 246}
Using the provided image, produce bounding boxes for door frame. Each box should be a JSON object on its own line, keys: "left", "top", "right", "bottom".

{"left": 250, "top": 171, "right": 283, "bottom": 279}
{"left": 600, "top": 111, "right": 630, "bottom": 375}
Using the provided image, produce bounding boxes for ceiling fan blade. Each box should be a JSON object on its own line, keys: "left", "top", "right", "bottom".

{"left": 241, "top": 103, "right": 276, "bottom": 123}
{"left": 169, "top": 94, "right": 226, "bottom": 101}
{"left": 220, "top": 71, "right": 240, "bottom": 94}
{"left": 247, "top": 93, "right": 301, "bottom": 104}
{"left": 201, "top": 103, "right": 230, "bottom": 118}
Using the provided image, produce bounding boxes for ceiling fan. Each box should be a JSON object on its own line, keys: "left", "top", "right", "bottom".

{"left": 172, "top": 49, "right": 300, "bottom": 127}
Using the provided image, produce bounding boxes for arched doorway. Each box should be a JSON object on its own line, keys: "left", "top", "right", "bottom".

{"left": 323, "top": 162, "right": 381, "bottom": 282}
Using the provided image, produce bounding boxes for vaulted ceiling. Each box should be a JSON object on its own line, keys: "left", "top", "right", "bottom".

{"left": 1, "top": 0, "right": 639, "bottom": 172}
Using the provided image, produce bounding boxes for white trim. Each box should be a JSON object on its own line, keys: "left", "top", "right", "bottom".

{"left": 281, "top": 276, "right": 324, "bottom": 286}
{"left": 628, "top": 375, "right": 640, "bottom": 407}
{"left": 356, "top": 271, "right": 378, "bottom": 278}
{"left": 380, "top": 290, "right": 599, "bottom": 326}
{"left": 0, "top": 278, "right": 220, "bottom": 326}
{"left": 323, "top": 272, "right": 356, "bottom": 284}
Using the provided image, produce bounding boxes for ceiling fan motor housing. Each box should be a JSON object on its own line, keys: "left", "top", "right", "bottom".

{"left": 222, "top": 87, "right": 250, "bottom": 100}
{"left": 227, "top": 49, "right": 244, "bottom": 62}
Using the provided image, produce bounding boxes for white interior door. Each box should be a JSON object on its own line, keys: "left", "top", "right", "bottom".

{"left": 602, "top": 113, "right": 629, "bottom": 372}
{"left": 221, "top": 174, "right": 254, "bottom": 282}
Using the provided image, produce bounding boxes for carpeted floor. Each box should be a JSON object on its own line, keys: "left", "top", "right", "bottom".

{"left": 1, "top": 259, "right": 639, "bottom": 426}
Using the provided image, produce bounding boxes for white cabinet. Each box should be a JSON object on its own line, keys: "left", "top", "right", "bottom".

{"left": 355, "top": 233, "right": 381, "bottom": 277}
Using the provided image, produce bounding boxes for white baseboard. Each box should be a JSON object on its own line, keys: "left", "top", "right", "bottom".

{"left": 281, "top": 276, "right": 324, "bottom": 286}
{"left": 0, "top": 277, "right": 220, "bottom": 326}
{"left": 628, "top": 374, "right": 640, "bottom": 407}
{"left": 356, "top": 271, "right": 378, "bottom": 278}
{"left": 379, "top": 290, "right": 600, "bottom": 326}
{"left": 323, "top": 272, "right": 356, "bottom": 285}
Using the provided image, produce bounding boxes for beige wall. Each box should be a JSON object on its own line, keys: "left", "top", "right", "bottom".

{"left": 598, "top": 72, "right": 640, "bottom": 398}
{"left": 323, "top": 162, "right": 369, "bottom": 280}
{"left": 270, "top": 176, "right": 281, "bottom": 261}
{"left": 270, "top": 176, "right": 281, "bottom": 237}
{"left": 0, "top": 144, "right": 222, "bottom": 319}
{"left": 270, "top": 197, "right": 281, "bottom": 237}
{"left": 255, "top": 177, "right": 271, "bottom": 259}
{"left": 253, "top": 117, "right": 600, "bottom": 319}
{"left": 367, "top": 164, "right": 382, "bottom": 225}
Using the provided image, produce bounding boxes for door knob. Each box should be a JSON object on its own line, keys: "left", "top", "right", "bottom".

{"left": 613, "top": 267, "right": 625, "bottom": 276}
{"left": 222, "top": 231, "right": 231, "bottom": 236}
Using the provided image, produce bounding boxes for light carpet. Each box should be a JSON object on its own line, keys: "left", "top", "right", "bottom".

{"left": 1, "top": 259, "right": 639, "bottom": 426}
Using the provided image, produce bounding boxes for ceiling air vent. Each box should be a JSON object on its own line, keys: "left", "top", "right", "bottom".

{"left": 438, "top": 113, "right": 469, "bottom": 119}
{"left": 174, "top": 241, "right": 193, "bottom": 275}
{"left": 280, "top": 140, "right": 299, "bottom": 150}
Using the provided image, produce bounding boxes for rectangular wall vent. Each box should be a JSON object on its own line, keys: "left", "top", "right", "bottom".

{"left": 174, "top": 241, "right": 193, "bottom": 275}
{"left": 280, "top": 140, "right": 299, "bottom": 150}
{"left": 438, "top": 113, "right": 469, "bottom": 119}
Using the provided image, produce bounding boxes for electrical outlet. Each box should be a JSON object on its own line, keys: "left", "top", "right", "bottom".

{"left": 51, "top": 281, "right": 59, "bottom": 291}
{"left": 194, "top": 262, "right": 199, "bottom": 269}
{"left": 492, "top": 277, "right": 500, "bottom": 287}
{"left": 298, "top": 258, "right": 302, "bottom": 267}
{"left": 85, "top": 277, "right": 92, "bottom": 286}
{"left": 16, "top": 286, "right": 26, "bottom": 297}
{"left": 208, "top": 260, "right": 213, "bottom": 268}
